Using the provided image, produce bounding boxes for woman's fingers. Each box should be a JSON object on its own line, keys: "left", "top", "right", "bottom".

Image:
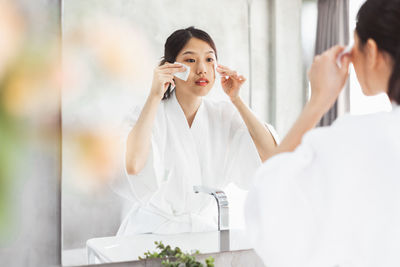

{"left": 157, "top": 65, "right": 186, "bottom": 75}
{"left": 159, "top": 62, "right": 183, "bottom": 69}
{"left": 313, "top": 55, "right": 321, "bottom": 62}
{"left": 326, "top": 45, "right": 351, "bottom": 74}
{"left": 216, "top": 65, "right": 236, "bottom": 76}
{"left": 221, "top": 75, "right": 228, "bottom": 82}
{"left": 216, "top": 65, "right": 244, "bottom": 81}
{"left": 216, "top": 68, "right": 228, "bottom": 75}
{"left": 159, "top": 63, "right": 186, "bottom": 72}
{"left": 312, "top": 45, "right": 345, "bottom": 64}
{"left": 161, "top": 75, "right": 175, "bottom": 88}
{"left": 166, "top": 67, "right": 186, "bottom": 74}
{"left": 307, "top": 44, "right": 350, "bottom": 108}
{"left": 340, "top": 54, "right": 351, "bottom": 74}
{"left": 329, "top": 45, "right": 346, "bottom": 59}
{"left": 217, "top": 69, "right": 236, "bottom": 77}
{"left": 151, "top": 65, "right": 178, "bottom": 98}
{"left": 216, "top": 65, "right": 247, "bottom": 89}
{"left": 160, "top": 74, "right": 174, "bottom": 80}
{"left": 216, "top": 64, "right": 229, "bottom": 70}
{"left": 168, "top": 78, "right": 175, "bottom": 88}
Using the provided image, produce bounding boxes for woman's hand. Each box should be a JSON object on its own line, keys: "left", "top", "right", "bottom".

{"left": 217, "top": 65, "right": 246, "bottom": 102}
{"left": 150, "top": 63, "right": 185, "bottom": 99}
{"left": 307, "top": 45, "right": 351, "bottom": 112}
{"left": 260, "top": 46, "right": 351, "bottom": 162}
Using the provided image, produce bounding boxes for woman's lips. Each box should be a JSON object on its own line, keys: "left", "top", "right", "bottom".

{"left": 195, "top": 78, "right": 209, "bottom": 86}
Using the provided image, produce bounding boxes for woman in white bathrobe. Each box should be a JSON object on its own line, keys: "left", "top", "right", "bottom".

{"left": 245, "top": 0, "right": 400, "bottom": 266}
{"left": 117, "top": 27, "right": 278, "bottom": 235}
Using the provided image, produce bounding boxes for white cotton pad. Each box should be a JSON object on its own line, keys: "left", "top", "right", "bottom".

{"left": 173, "top": 62, "right": 190, "bottom": 81}
{"left": 336, "top": 43, "right": 353, "bottom": 68}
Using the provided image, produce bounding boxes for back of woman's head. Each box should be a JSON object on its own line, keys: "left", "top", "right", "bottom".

{"left": 160, "top": 26, "right": 217, "bottom": 100}
{"left": 356, "top": 0, "right": 400, "bottom": 104}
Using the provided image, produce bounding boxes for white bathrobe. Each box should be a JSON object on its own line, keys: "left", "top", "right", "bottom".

{"left": 245, "top": 105, "right": 400, "bottom": 267}
{"left": 115, "top": 91, "right": 278, "bottom": 235}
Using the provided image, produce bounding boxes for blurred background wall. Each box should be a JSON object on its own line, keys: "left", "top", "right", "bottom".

{"left": 0, "top": 0, "right": 62, "bottom": 266}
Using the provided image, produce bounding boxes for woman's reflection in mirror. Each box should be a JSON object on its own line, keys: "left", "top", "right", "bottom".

{"left": 117, "top": 27, "right": 278, "bottom": 235}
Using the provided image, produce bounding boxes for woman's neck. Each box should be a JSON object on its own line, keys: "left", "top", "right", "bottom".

{"left": 175, "top": 89, "right": 202, "bottom": 127}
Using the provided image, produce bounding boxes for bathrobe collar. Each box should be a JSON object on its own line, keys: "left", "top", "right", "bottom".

{"left": 164, "top": 90, "right": 204, "bottom": 189}
{"left": 169, "top": 90, "right": 204, "bottom": 131}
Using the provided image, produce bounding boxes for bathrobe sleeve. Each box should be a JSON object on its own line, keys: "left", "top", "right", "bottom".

{"left": 223, "top": 105, "right": 280, "bottom": 190}
{"left": 244, "top": 110, "right": 400, "bottom": 267}
{"left": 244, "top": 128, "right": 328, "bottom": 267}
{"left": 112, "top": 105, "right": 165, "bottom": 204}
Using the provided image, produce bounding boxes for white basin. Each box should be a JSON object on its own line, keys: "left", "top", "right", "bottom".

{"left": 86, "top": 229, "right": 252, "bottom": 264}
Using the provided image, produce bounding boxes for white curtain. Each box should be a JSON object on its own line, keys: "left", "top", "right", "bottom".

{"left": 315, "top": 0, "right": 349, "bottom": 126}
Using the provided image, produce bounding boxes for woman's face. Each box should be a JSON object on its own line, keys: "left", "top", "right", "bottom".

{"left": 174, "top": 37, "right": 216, "bottom": 97}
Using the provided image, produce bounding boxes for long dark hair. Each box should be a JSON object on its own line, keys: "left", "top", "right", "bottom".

{"left": 160, "top": 27, "right": 218, "bottom": 100}
{"left": 356, "top": 0, "right": 400, "bottom": 104}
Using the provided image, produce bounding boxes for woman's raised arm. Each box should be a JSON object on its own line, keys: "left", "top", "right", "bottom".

{"left": 267, "top": 45, "right": 351, "bottom": 161}
{"left": 217, "top": 65, "right": 277, "bottom": 162}
{"left": 125, "top": 63, "right": 184, "bottom": 175}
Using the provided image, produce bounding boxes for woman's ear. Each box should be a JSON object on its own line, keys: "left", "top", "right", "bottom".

{"left": 366, "top": 38, "right": 379, "bottom": 69}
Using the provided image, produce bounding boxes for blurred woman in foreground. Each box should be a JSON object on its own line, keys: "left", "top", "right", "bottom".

{"left": 246, "top": 0, "right": 400, "bottom": 266}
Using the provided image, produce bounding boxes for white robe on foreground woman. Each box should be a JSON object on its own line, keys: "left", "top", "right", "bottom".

{"left": 245, "top": 106, "right": 400, "bottom": 267}
{"left": 114, "top": 91, "right": 278, "bottom": 235}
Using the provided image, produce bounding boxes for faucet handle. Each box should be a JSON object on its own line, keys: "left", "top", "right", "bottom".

{"left": 215, "top": 191, "right": 228, "bottom": 207}
{"left": 193, "top": 185, "right": 229, "bottom": 231}
{"left": 193, "top": 185, "right": 217, "bottom": 195}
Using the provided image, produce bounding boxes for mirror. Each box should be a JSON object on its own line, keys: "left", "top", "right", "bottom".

{"left": 61, "top": 0, "right": 305, "bottom": 265}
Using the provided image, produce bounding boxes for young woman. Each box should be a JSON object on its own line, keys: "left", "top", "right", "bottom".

{"left": 117, "top": 27, "right": 278, "bottom": 235}
{"left": 246, "top": 0, "right": 400, "bottom": 266}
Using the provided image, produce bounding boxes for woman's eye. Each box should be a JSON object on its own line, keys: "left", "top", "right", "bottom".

{"left": 185, "top": 59, "right": 195, "bottom": 63}
{"left": 207, "top": 58, "right": 214, "bottom": 62}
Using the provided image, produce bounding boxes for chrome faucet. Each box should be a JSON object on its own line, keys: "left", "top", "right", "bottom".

{"left": 193, "top": 185, "right": 230, "bottom": 251}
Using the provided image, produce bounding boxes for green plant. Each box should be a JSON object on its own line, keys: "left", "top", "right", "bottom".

{"left": 139, "top": 241, "right": 215, "bottom": 267}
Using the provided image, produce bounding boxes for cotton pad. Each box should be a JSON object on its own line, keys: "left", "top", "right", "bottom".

{"left": 214, "top": 62, "right": 219, "bottom": 80}
{"left": 336, "top": 43, "right": 353, "bottom": 68}
{"left": 173, "top": 62, "right": 190, "bottom": 81}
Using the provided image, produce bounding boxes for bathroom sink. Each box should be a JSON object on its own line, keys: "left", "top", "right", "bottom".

{"left": 86, "top": 229, "right": 252, "bottom": 264}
